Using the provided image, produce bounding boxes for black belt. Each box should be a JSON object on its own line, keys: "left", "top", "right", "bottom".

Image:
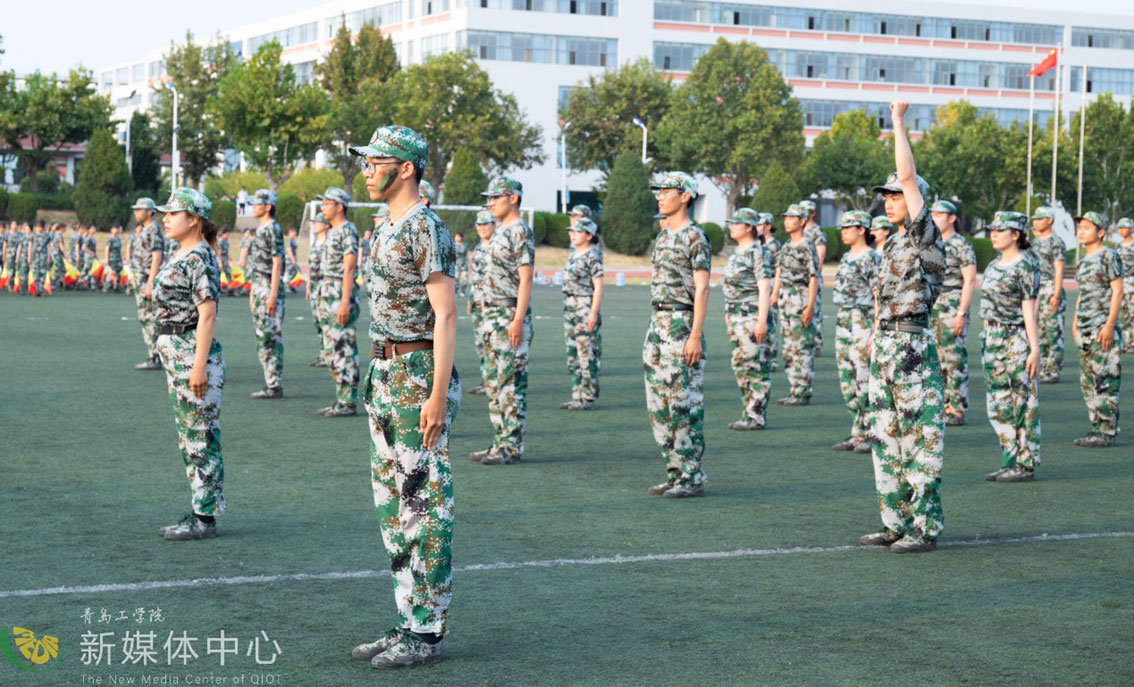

{"left": 986, "top": 320, "right": 1023, "bottom": 329}
{"left": 653, "top": 302, "right": 693, "bottom": 311}
{"left": 941, "top": 287, "right": 962, "bottom": 293}
{"left": 370, "top": 340, "right": 433, "bottom": 360}
{"left": 254, "top": 271, "right": 272, "bottom": 278}
{"left": 878, "top": 319, "right": 928, "bottom": 333}
{"left": 483, "top": 299, "right": 517, "bottom": 307}
{"left": 563, "top": 292, "right": 592, "bottom": 298}
{"left": 158, "top": 322, "right": 198, "bottom": 335}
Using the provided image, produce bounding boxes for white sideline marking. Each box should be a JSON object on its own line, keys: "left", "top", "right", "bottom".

{"left": 2, "top": 530, "right": 1130, "bottom": 599}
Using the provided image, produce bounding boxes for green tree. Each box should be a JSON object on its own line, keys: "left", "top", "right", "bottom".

{"left": 749, "top": 161, "right": 800, "bottom": 234}
{"left": 152, "top": 33, "right": 235, "bottom": 188}
{"left": 657, "top": 39, "right": 804, "bottom": 213}
{"left": 798, "top": 109, "right": 891, "bottom": 210}
{"left": 204, "top": 171, "right": 270, "bottom": 199}
{"left": 0, "top": 69, "right": 112, "bottom": 192}
{"left": 602, "top": 150, "right": 656, "bottom": 255}
{"left": 279, "top": 167, "right": 346, "bottom": 200}
{"left": 559, "top": 58, "right": 672, "bottom": 184}
{"left": 1069, "top": 94, "right": 1134, "bottom": 219}
{"left": 74, "top": 128, "right": 132, "bottom": 228}
{"left": 212, "top": 41, "right": 331, "bottom": 190}
{"left": 393, "top": 51, "right": 544, "bottom": 194}
{"left": 316, "top": 19, "right": 400, "bottom": 186}
{"left": 443, "top": 148, "right": 488, "bottom": 205}
{"left": 128, "top": 111, "right": 161, "bottom": 194}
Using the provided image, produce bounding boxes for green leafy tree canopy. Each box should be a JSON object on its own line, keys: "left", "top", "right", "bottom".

{"left": 602, "top": 149, "right": 657, "bottom": 255}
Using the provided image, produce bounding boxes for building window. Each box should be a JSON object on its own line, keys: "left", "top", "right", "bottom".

{"left": 459, "top": 30, "right": 615, "bottom": 67}
{"left": 248, "top": 22, "right": 319, "bottom": 52}
{"left": 101, "top": 71, "right": 113, "bottom": 88}
{"left": 116, "top": 68, "right": 128, "bottom": 86}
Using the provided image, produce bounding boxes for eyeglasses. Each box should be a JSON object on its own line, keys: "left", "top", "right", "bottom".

{"left": 358, "top": 158, "right": 399, "bottom": 174}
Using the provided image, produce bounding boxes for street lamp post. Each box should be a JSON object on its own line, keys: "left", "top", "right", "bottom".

{"left": 632, "top": 117, "right": 647, "bottom": 165}
{"left": 124, "top": 90, "right": 137, "bottom": 176}
{"left": 560, "top": 121, "right": 571, "bottom": 214}
{"left": 165, "top": 83, "right": 180, "bottom": 189}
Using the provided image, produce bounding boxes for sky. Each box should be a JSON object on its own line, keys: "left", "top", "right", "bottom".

{"left": 1, "top": 0, "right": 1132, "bottom": 77}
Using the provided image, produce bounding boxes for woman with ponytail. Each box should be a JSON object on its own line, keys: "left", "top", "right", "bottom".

{"left": 152, "top": 187, "right": 227, "bottom": 541}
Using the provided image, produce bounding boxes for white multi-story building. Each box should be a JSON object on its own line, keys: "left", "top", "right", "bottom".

{"left": 96, "top": 0, "right": 1134, "bottom": 219}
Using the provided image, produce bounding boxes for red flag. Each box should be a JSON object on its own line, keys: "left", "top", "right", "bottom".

{"left": 1027, "top": 49, "right": 1058, "bottom": 77}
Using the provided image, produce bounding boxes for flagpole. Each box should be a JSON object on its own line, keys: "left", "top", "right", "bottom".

{"left": 1076, "top": 59, "right": 1087, "bottom": 218}
{"left": 1051, "top": 48, "right": 1061, "bottom": 204}
{"left": 1026, "top": 74, "right": 1035, "bottom": 217}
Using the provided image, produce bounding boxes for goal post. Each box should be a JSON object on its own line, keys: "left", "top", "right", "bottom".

{"left": 301, "top": 201, "right": 534, "bottom": 247}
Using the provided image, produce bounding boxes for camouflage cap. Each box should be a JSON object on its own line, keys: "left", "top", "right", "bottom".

{"left": 569, "top": 204, "right": 592, "bottom": 217}
{"left": 839, "top": 210, "right": 872, "bottom": 228}
{"left": 989, "top": 210, "right": 1028, "bottom": 232}
{"left": 872, "top": 172, "right": 930, "bottom": 199}
{"left": 316, "top": 186, "right": 351, "bottom": 207}
{"left": 727, "top": 207, "right": 761, "bottom": 226}
{"left": 650, "top": 171, "right": 698, "bottom": 199}
{"left": 349, "top": 125, "right": 428, "bottom": 169}
{"left": 1117, "top": 217, "right": 1134, "bottom": 230}
{"left": 757, "top": 212, "right": 774, "bottom": 225}
{"left": 570, "top": 217, "right": 598, "bottom": 236}
{"left": 782, "top": 203, "right": 806, "bottom": 218}
{"left": 482, "top": 176, "right": 523, "bottom": 197}
{"left": 419, "top": 179, "right": 435, "bottom": 202}
{"left": 312, "top": 212, "right": 328, "bottom": 224}
{"left": 1074, "top": 210, "right": 1108, "bottom": 230}
{"left": 475, "top": 209, "right": 495, "bottom": 225}
{"left": 1030, "top": 206, "right": 1055, "bottom": 221}
{"left": 929, "top": 199, "right": 957, "bottom": 214}
{"left": 131, "top": 197, "right": 158, "bottom": 211}
{"left": 251, "top": 189, "right": 277, "bottom": 206}
{"left": 870, "top": 215, "right": 896, "bottom": 232}
{"left": 157, "top": 187, "right": 212, "bottom": 220}
{"left": 798, "top": 199, "right": 817, "bottom": 214}
{"left": 371, "top": 204, "right": 390, "bottom": 218}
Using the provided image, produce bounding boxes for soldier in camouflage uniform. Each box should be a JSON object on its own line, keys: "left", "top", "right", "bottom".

{"left": 78, "top": 225, "right": 97, "bottom": 290}
{"left": 560, "top": 216, "right": 604, "bottom": 410}
{"left": 452, "top": 232, "right": 469, "bottom": 296}
{"left": 285, "top": 228, "right": 300, "bottom": 293}
{"left": 50, "top": 224, "right": 65, "bottom": 291}
{"left": 831, "top": 210, "right": 880, "bottom": 453}
{"left": 29, "top": 222, "right": 49, "bottom": 295}
{"left": 859, "top": 100, "right": 946, "bottom": 554}
{"left": 569, "top": 203, "right": 604, "bottom": 262}
{"left": 152, "top": 187, "right": 226, "bottom": 541}
{"left": 468, "top": 176, "right": 534, "bottom": 466}
{"left": 722, "top": 207, "right": 774, "bottom": 430}
{"left": 248, "top": 189, "right": 287, "bottom": 399}
{"left": 1115, "top": 217, "right": 1134, "bottom": 355}
{"left": 306, "top": 213, "right": 329, "bottom": 368}
{"left": 799, "top": 199, "right": 825, "bottom": 354}
{"left": 771, "top": 204, "right": 819, "bottom": 405}
{"left": 347, "top": 125, "right": 459, "bottom": 669}
{"left": 756, "top": 212, "right": 782, "bottom": 372}
{"left": 1071, "top": 211, "right": 1123, "bottom": 447}
{"left": 1029, "top": 206, "right": 1068, "bottom": 380}
{"left": 644, "top": 171, "right": 710, "bottom": 498}
{"left": 928, "top": 200, "right": 976, "bottom": 426}
{"left": 0, "top": 222, "right": 11, "bottom": 290}
{"left": 131, "top": 199, "right": 166, "bottom": 370}
{"left": 316, "top": 187, "right": 361, "bottom": 416}
{"left": 980, "top": 211, "right": 1042, "bottom": 482}
{"left": 12, "top": 224, "right": 29, "bottom": 293}
{"left": 102, "top": 226, "right": 123, "bottom": 292}
{"left": 869, "top": 215, "right": 895, "bottom": 249}
{"left": 466, "top": 210, "right": 495, "bottom": 396}
{"left": 418, "top": 179, "right": 435, "bottom": 208}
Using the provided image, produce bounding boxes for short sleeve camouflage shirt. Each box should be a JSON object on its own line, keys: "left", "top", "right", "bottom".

{"left": 1030, "top": 233, "right": 1067, "bottom": 282}
{"left": 250, "top": 220, "right": 286, "bottom": 277}
{"left": 1075, "top": 247, "right": 1124, "bottom": 333}
{"left": 137, "top": 223, "right": 164, "bottom": 277}
{"left": 941, "top": 232, "right": 976, "bottom": 290}
{"left": 876, "top": 205, "right": 945, "bottom": 321}
{"left": 562, "top": 246, "right": 603, "bottom": 297}
{"left": 979, "top": 254, "right": 1040, "bottom": 324}
{"left": 833, "top": 248, "right": 881, "bottom": 309}
{"left": 152, "top": 242, "right": 220, "bottom": 326}
{"left": 803, "top": 224, "right": 827, "bottom": 248}
{"left": 308, "top": 239, "right": 324, "bottom": 277}
{"left": 319, "top": 220, "right": 359, "bottom": 279}
{"left": 367, "top": 203, "right": 456, "bottom": 343}
{"left": 107, "top": 236, "right": 122, "bottom": 263}
{"left": 721, "top": 242, "right": 773, "bottom": 303}
{"left": 650, "top": 220, "right": 711, "bottom": 307}
{"left": 776, "top": 238, "right": 819, "bottom": 286}
{"left": 1116, "top": 241, "right": 1134, "bottom": 283}
{"left": 481, "top": 219, "right": 535, "bottom": 303}
{"left": 454, "top": 241, "right": 469, "bottom": 270}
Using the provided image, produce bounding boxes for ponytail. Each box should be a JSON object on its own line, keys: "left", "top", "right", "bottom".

{"left": 201, "top": 218, "right": 220, "bottom": 254}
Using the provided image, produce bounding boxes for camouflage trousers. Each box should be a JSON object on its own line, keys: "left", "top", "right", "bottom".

{"left": 363, "top": 349, "right": 459, "bottom": 636}
{"left": 308, "top": 280, "right": 329, "bottom": 364}
{"left": 134, "top": 291, "right": 159, "bottom": 359}
{"left": 102, "top": 259, "right": 122, "bottom": 292}
{"left": 30, "top": 257, "right": 48, "bottom": 292}
{"left": 285, "top": 261, "right": 299, "bottom": 289}
{"left": 813, "top": 281, "right": 824, "bottom": 353}
{"left": 779, "top": 283, "right": 816, "bottom": 400}
{"left": 251, "top": 279, "right": 285, "bottom": 390}
{"left": 725, "top": 306, "right": 773, "bottom": 425}
{"left": 478, "top": 305, "right": 531, "bottom": 460}
{"left": 563, "top": 294, "right": 601, "bottom": 404}
{"left": 156, "top": 331, "right": 225, "bottom": 516}
{"left": 320, "top": 280, "right": 360, "bottom": 405}
{"left": 836, "top": 307, "right": 873, "bottom": 438}
{"left": 52, "top": 253, "right": 64, "bottom": 289}
{"left": 1077, "top": 329, "right": 1122, "bottom": 437}
{"left": 14, "top": 258, "right": 28, "bottom": 291}
{"left": 981, "top": 323, "right": 1041, "bottom": 469}
{"left": 455, "top": 265, "right": 469, "bottom": 297}
{"left": 769, "top": 306, "right": 781, "bottom": 371}
{"left": 79, "top": 256, "right": 93, "bottom": 289}
{"left": 643, "top": 311, "right": 705, "bottom": 487}
{"left": 1037, "top": 282, "right": 1066, "bottom": 377}
{"left": 930, "top": 290, "right": 969, "bottom": 415}
{"left": 1120, "top": 280, "right": 1134, "bottom": 354}
{"left": 470, "top": 303, "right": 491, "bottom": 388}
{"left": 869, "top": 330, "right": 944, "bottom": 540}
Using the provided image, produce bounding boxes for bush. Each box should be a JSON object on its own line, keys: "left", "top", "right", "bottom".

{"left": 8, "top": 193, "right": 38, "bottom": 222}
{"left": 530, "top": 212, "right": 549, "bottom": 244}
{"left": 350, "top": 207, "right": 377, "bottom": 232}
{"left": 276, "top": 194, "right": 304, "bottom": 230}
{"left": 700, "top": 221, "right": 724, "bottom": 255}
{"left": 74, "top": 129, "right": 132, "bottom": 228}
{"left": 0, "top": 188, "right": 8, "bottom": 218}
{"left": 823, "top": 227, "right": 845, "bottom": 263}
{"left": 435, "top": 209, "right": 479, "bottom": 242}
{"left": 37, "top": 193, "right": 74, "bottom": 210}
{"left": 750, "top": 161, "right": 801, "bottom": 234}
{"left": 351, "top": 172, "right": 368, "bottom": 202}
{"left": 20, "top": 170, "right": 60, "bottom": 195}
{"left": 970, "top": 237, "right": 998, "bottom": 272}
{"left": 602, "top": 150, "right": 656, "bottom": 256}
{"left": 279, "top": 168, "right": 347, "bottom": 200}
{"left": 543, "top": 212, "right": 572, "bottom": 248}
{"left": 212, "top": 199, "right": 237, "bottom": 229}
{"left": 443, "top": 149, "right": 488, "bottom": 206}
{"left": 204, "top": 171, "right": 269, "bottom": 199}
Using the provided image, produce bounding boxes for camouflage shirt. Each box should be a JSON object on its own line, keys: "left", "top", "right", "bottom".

{"left": 67, "top": 230, "right": 81, "bottom": 260}
{"left": 137, "top": 223, "right": 165, "bottom": 278}
{"left": 469, "top": 241, "right": 489, "bottom": 303}
{"left": 1075, "top": 247, "right": 1124, "bottom": 333}
{"left": 11, "top": 233, "right": 26, "bottom": 261}
{"left": 482, "top": 219, "right": 535, "bottom": 303}
{"left": 940, "top": 232, "right": 976, "bottom": 291}
{"left": 1030, "top": 233, "right": 1067, "bottom": 282}
{"left": 776, "top": 237, "right": 819, "bottom": 286}
{"left": 107, "top": 236, "right": 122, "bottom": 263}
{"left": 833, "top": 248, "right": 881, "bottom": 309}
{"left": 32, "top": 233, "right": 49, "bottom": 260}
{"left": 166, "top": 237, "right": 181, "bottom": 255}
{"left": 454, "top": 241, "right": 468, "bottom": 270}
{"left": 308, "top": 239, "right": 324, "bottom": 279}
{"left": 218, "top": 237, "right": 229, "bottom": 266}
{"left": 320, "top": 220, "right": 359, "bottom": 279}
{"left": 562, "top": 246, "right": 603, "bottom": 298}
{"left": 249, "top": 221, "right": 286, "bottom": 278}
{"left": 1116, "top": 240, "right": 1134, "bottom": 283}
{"left": 367, "top": 202, "right": 455, "bottom": 343}
{"left": 239, "top": 237, "right": 253, "bottom": 263}
{"left": 762, "top": 236, "right": 782, "bottom": 265}
{"left": 876, "top": 206, "right": 945, "bottom": 321}
{"left": 287, "top": 237, "right": 298, "bottom": 261}
{"left": 152, "top": 242, "right": 220, "bottom": 326}
{"left": 979, "top": 254, "right": 1040, "bottom": 325}
{"left": 803, "top": 224, "right": 827, "bottom": 249}
{"left": 721, "top": 242, "right": 773, "bottom": 304}
{"left": 650, "top": 220, "right": 711, "bottom": 307}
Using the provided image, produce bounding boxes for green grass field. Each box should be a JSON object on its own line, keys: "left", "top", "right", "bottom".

{"left": 2, "top": 285, "right": 1132, "bottom": 686}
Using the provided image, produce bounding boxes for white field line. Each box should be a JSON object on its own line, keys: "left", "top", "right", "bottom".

{"left": 2, "top": 530, "right": 1131, "bottom": 599}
